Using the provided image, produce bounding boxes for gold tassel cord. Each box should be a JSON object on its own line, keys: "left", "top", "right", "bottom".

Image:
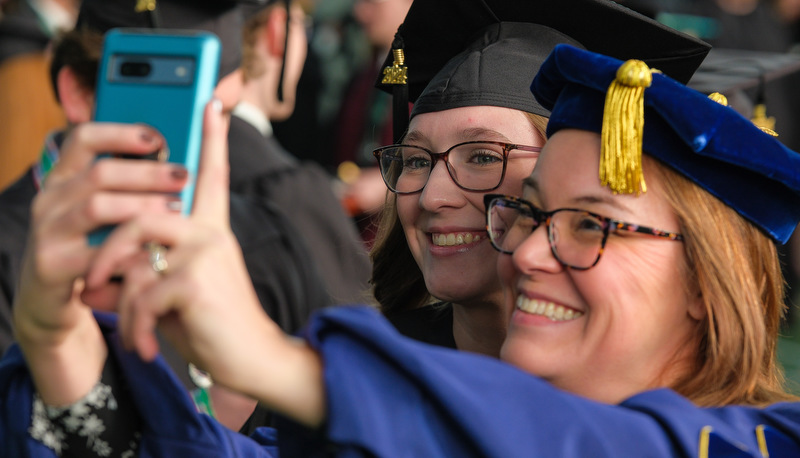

{"left": 600, "top": 60, "right": 653, "bottom": 195}
{"left": 709, "top": 92, "right": 778, "bottom": 137}
{"left": 751, "top": 104, "right": 778, "bottom": 137}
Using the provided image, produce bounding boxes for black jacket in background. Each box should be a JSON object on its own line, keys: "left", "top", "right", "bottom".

{"left": 227, "top": 114, "right": 372, "bottom": 305}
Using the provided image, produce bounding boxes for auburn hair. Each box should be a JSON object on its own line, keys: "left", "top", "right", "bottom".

{"left": 651, "top": 158, "right": 797, "bottom": 406}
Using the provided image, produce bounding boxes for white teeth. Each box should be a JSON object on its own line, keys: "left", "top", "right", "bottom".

{"left": 432, "top": 232, "right": 481, "bottom": 246}
{"left": 516, "top": 296, "right": 583, "bottom": 321}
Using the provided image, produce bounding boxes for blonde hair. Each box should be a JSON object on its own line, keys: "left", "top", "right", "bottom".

{"left": 652, "top": 159, "right": 797, "bottom": 406}
{"left": 370, "top": 111, "right": 548, "bottom": 315}
{"left": 241, "top": 5, "right": 278, "bottom": 82}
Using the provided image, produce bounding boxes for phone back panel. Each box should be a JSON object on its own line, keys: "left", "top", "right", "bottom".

{"left": 90, "top": 28, "right": 220, "bottom": 245}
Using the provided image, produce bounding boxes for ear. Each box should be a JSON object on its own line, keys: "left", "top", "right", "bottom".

{"left": 687, "top": 291, "right": 707, "bottom": 322}
{"left": 265, "top": 7, "right": 288, "bottom": 57}
{"left": 57, "top": 66, "right": 94, "bottom": 123}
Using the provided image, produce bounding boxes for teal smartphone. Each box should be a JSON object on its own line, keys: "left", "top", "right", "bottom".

{"left": 89, "top": 28, "right": 221, "bottom": 246}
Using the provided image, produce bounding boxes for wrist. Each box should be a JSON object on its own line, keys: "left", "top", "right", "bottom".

{"left": 20, "top": 311, "right": 108, "bottom": 406}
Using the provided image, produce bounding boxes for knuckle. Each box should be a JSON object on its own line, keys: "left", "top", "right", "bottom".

{"left": 81, "top": 194, "right": 105, "bottom": 221}
{"left": 86, "top": 161, "right": 109, "bottom": 186}
{"left": 69, "top": 124, "right": 92, "bottom": 146}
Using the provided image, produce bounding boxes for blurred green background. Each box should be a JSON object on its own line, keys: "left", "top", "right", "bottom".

{"left": 779, "top": 314, "right": 800, "bottom": 395}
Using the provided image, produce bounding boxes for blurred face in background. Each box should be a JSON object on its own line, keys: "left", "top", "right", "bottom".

{"left": 353, "top": 0, "right": 413, "bottom": 49}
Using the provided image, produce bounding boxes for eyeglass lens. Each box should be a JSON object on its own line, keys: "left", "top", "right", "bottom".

{"left": 378, "top": 142, "right": 506, "bottom": 193}
{"left": 487, "top": 198, "right": 605, "bottom": 269}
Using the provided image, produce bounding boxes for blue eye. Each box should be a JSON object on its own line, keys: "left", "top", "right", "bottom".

{"left": 403, "top": 156, "right": 431, "bottom": 170}
{"left": 465, "top": 147, "right": 504, "bottom": 166}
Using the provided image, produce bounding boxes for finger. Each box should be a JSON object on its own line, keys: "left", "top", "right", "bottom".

{"left": 81, "top": 246, "right": 147, "bottom": 310}
{"left": 80, "top": 281, "right": 123, "bottom": 311}
{"left": 116, "top": 252, "right": 162, "bottom": 356}
{"left": 123, "top": 261, "right": 194, "bottom": 362}
{"left": 192, "top": 99, "right": 230, "bottom": 225}
{"left": 85, "top": 158, "right": 189, "bottom": 194}
{"left": 47, "top": 123, "right": 165, "bottom": 189}
{"left": 86, "top": 213, "right": 195, "bottom": 288}
{"left": 54, "top": 193, "right": 183, "bottom": 244}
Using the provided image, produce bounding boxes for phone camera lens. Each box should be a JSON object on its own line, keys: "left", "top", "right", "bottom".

{"left": 120, "top": 61, "right": 151, "bottom": 77}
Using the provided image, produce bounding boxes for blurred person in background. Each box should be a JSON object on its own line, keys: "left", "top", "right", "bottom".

{"left": 0, "top": 0, "right": 79, "bottom": 189}
{"left": 331, "top": 0, "right": 413, "bottom": 245}
{"left": 230, "top": 0, "right": 372, "bottom": 307}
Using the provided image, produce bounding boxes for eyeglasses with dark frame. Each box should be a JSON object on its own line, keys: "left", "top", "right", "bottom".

{"left": 373, "top": 141, "right": 542, "bottom": 194}
{"left": 484, "top": 194, "right": 684, "bottom": 270}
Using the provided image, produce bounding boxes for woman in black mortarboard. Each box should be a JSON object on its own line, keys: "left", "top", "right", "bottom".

{"left": 368, "top": 0, "right": 710, "bottom": 357}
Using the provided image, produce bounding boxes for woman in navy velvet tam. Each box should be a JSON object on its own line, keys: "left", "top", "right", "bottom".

{"left": 6, "top": 45, "right": 800, "bottom": 456}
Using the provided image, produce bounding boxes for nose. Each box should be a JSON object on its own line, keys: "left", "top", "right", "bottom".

{"left": 512, "top": 222, "right": 563, "bottom": 274}
{"left": 418, "top": 160, "right": 465, "bottom": 211}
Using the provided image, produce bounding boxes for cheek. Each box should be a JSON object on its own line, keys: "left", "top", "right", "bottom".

{"left": 396, "top": 195, "right": 423, "bottom": 261}
{"left": 396, "top": 195, "right": 417, "bottom": 227}
{"left": 582, "top": 243, "right": 690, "bottom": 329}
{"left": 497, "top": 254, "right": 516, "bottom": 290}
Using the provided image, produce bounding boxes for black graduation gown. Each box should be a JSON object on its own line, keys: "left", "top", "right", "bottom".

{"left": 386, "top": 302, "right": 457, "bottom": 349}
{"left": 227, "top": 114, "right": 372, "bottom": 305}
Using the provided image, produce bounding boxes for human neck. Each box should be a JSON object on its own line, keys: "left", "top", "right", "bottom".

{"left": 451, "top": 297, "right": 510, "bottom": 358}
{"left": 238, "top": 80, "right": 273, "bottom": 118}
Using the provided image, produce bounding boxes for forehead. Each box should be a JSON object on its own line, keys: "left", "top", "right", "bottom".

{"left": 528, "top": 130, "right": 676, "bottom": 219}
{"left": 406, "top": 106, "right": 535, "bottom": 144}
{"left": 528, "top": 129, "right": 601, "bottom": 192}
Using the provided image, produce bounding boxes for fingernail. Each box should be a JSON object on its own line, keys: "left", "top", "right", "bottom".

{"left": 211, "top": 98, "right": 223, "bottom": 113}
{"left": 166, "top": 196, "right": 183, "bottom": 212}
{"left": 171, "top": 166, "right": 188, "bottom": 180}
{"left": 140, "top": 128, "right": 159, "bottom": 144}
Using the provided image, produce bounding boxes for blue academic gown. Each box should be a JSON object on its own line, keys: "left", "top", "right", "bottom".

{"left": 2, "top": 307, "right": 800, "bottom": 457}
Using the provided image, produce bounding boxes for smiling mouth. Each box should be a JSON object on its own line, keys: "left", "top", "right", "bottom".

{"left": 516, "top": 295, "right": 584, "bottom": 321}
{"left": 431, "top": 232, "right": 482, "bottom": 246}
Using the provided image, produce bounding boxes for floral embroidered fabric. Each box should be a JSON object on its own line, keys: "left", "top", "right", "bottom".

{"left": 29, "top": 357, "right": 142, "bottom": 457}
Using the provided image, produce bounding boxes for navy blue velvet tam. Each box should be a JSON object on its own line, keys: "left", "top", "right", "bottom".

{"left": 531, "top": 44, "right": 800, "bottom": 244}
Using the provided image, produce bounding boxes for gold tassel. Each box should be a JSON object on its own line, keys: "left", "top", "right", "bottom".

{"left": 709, "top": 92, "right": 778, "bottom": 137}
{"left": 135, "top": 0, "right": 157, "bottom": 13}
{"left": 707, "top": 92, "right": 728, "bottom": 106}
{"left": 600, "top": 59, "right": 653, "bottom": 195}
{"left": 751, "top": 104, "right": 778, "bottom": 137}
{"left": 381, "top": 47, "right": 408, "bottom": 85}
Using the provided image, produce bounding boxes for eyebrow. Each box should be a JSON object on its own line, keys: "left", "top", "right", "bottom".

{"left": 522, "top": 175, "right": 633, "bottom": 213}
{"left": 403, "top": 127, "right": 511, "bottom": 146}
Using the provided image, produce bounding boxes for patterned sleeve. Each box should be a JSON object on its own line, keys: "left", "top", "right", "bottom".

{"left": 29, "top": 353, "right": 143, "bottom": 457}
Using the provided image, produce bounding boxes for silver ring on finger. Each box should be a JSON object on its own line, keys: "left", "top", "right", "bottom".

{"left": 146, "top": 242, "right": 169, "bottom": 275}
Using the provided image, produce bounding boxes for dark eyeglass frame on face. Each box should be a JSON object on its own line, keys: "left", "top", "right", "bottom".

{"left": 373, "top": 141, "right": 542, "bottom": 194}
{"left": 483, "top": 194, "right": 684, "bottom": 270}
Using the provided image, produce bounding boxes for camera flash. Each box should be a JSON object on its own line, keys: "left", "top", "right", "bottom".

{"left": 175, "top": 66, "right": 187, "bottom": 77}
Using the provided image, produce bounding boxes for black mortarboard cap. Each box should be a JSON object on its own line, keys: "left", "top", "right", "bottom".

{"left": 75, "top": 0, "right": 245, "bottom": 78}
{"left": 532, "top": 44, "right": 800, "bottom": 243}
{"left": 689, "top": 49, "right": 800, "bottom": 95}
{"left": 688, "top": 48, "right": 800, "bottom": 137}
{"left": 376, "top": 0, "right": 711, "bottom": 142}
